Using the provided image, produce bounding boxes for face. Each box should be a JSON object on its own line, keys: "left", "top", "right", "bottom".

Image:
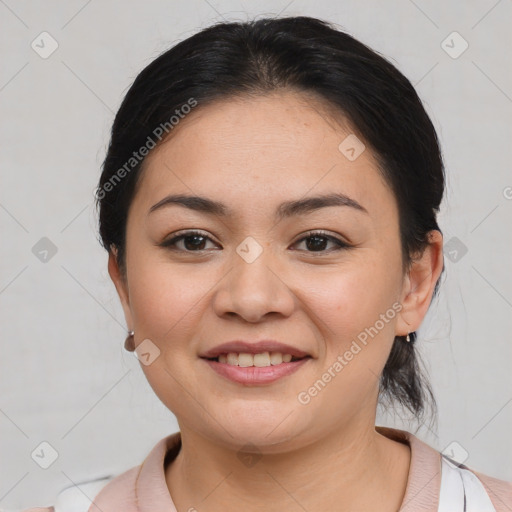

{"left": 110, "top": 92, "right": 424, "bottom": 452}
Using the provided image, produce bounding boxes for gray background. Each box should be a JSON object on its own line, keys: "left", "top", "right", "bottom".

{"left": 1, "top": 0, "right": 511, "bottom": 509}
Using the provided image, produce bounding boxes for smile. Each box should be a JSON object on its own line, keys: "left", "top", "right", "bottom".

{"left": 205, "top": 351, "right": 304, "bottom": 366}
{"left": 201, "top": 352, "right": 311, "bottom": 385}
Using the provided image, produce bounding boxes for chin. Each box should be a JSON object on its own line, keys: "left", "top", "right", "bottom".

{"left": 211, "top": 408, "right": 305, "bottom": 449}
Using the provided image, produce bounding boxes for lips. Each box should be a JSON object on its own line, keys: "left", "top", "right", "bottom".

{"left": 202, "top": 355, "right": 311, "bottom": 385}
{"left": 199, "top": 340, "right": 311, "bottom": 360}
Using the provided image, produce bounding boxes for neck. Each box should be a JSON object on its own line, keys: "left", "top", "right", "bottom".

{"left": 165, "top": 419, "right": 410, "bottom": 512}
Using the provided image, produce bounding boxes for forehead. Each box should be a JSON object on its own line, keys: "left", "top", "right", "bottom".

{"left": 133, "top": 91, "right": 396, "bottom": 220}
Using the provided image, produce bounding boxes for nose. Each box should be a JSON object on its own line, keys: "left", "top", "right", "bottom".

{"left": 212, "top": 242, "right": 296, "bottom": 323}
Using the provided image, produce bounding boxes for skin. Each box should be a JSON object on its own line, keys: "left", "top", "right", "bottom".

{"left": 109, "top": 91, "right": 444, "bottom": 511}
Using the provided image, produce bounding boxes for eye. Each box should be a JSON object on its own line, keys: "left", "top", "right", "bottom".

{"left": 292, "top": 230, "right": 351, "bottom": 253}
{"left": 160, "top": 230, "right": 219, "bottom": 252}
{"left": 159, "top": 229, "right": 352, "bottom": 254}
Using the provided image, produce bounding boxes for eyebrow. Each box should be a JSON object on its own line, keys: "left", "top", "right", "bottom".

{"left": 148, "top": 192, "right": 368, "bottom": 219}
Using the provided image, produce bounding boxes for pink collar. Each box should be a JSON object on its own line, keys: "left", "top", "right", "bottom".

{"left": 91, "top": 426, "right": 442, "bottom": 511}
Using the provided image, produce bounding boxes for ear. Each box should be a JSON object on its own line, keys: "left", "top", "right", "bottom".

{"left": 108, "top": 246, "right": 134, "bottom": 330}
{"left": 395, "top": 230, "right": 444, "bottom": 336}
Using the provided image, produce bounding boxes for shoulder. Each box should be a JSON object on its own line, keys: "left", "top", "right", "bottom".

{"left": 20, "top": 466, "right": 140, "bottom": 512}
{"left": 21, "top": 509, "right": 54, "bottom": 512}
{"left": 87, "top": 465, "right": 140, "bottom": 511}
{"left": 20, "top": 432, "right": 180, "bottom": 512}
{"left": 472, "top": 468, "right": 512, "bottom": 512}
{"left": 377, "top": 426, "right": 512, "bottom": 511}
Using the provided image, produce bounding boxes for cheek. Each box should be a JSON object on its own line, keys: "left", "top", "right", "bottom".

{"left": 126, "top": 255, "right": 213, "bottom": 418}
{"left": 304, "top": 254, "right": 401, "bottom": 360}
{"left": 293, "top": 260, "right": 402, "bottom": 419}
{"left": 128, "top": 253, "right": 213, "bottom": 343}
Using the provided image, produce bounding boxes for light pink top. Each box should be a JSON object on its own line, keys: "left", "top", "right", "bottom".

{"left": 24, "top": 426, "right": 512, "bottom": 511}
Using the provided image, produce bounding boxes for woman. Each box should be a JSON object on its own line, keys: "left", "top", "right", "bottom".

{"left": 25, "top": 15, "right": 511, "bottom": 512}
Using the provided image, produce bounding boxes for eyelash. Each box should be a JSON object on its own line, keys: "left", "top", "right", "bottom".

{"left": 160, "top": 229, "right": 352, "bottom": 254}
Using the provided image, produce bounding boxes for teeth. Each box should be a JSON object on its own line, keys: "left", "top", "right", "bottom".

{"left": 226, "top": 353, "right": 238, "bottom": 365}
{"left": 253, "top": 352, "right": 270, "bottom": 367}
{"left": 270, "top": 352, "right": 283, "bottom": 365}
{"left": 216, "top": 352, "right": 297, "bottom": 367}
{"left": 238, "top": 353, "right": 254, "bottom": 367}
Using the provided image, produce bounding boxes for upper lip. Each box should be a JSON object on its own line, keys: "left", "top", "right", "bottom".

{"left": 199, "top": 340, "right": 311, "bottom": 359}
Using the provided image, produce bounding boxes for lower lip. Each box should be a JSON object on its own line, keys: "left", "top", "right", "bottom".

{"left": 201, "top": 357, "right": 311, "bottom": 385}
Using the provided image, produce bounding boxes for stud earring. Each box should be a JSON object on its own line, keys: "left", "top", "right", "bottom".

{"left": 405, "top": 332, "right": 411, "bottom": 342}
{"left": 124, "top": 330, "right": 135, "bottom": 352}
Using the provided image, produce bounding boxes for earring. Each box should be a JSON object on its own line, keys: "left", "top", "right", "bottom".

{"left": 124, "top": 330, "right": 135, "bottom": 352}
{"left": 405, "top": 332, "right": 411, "bottom": 343}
